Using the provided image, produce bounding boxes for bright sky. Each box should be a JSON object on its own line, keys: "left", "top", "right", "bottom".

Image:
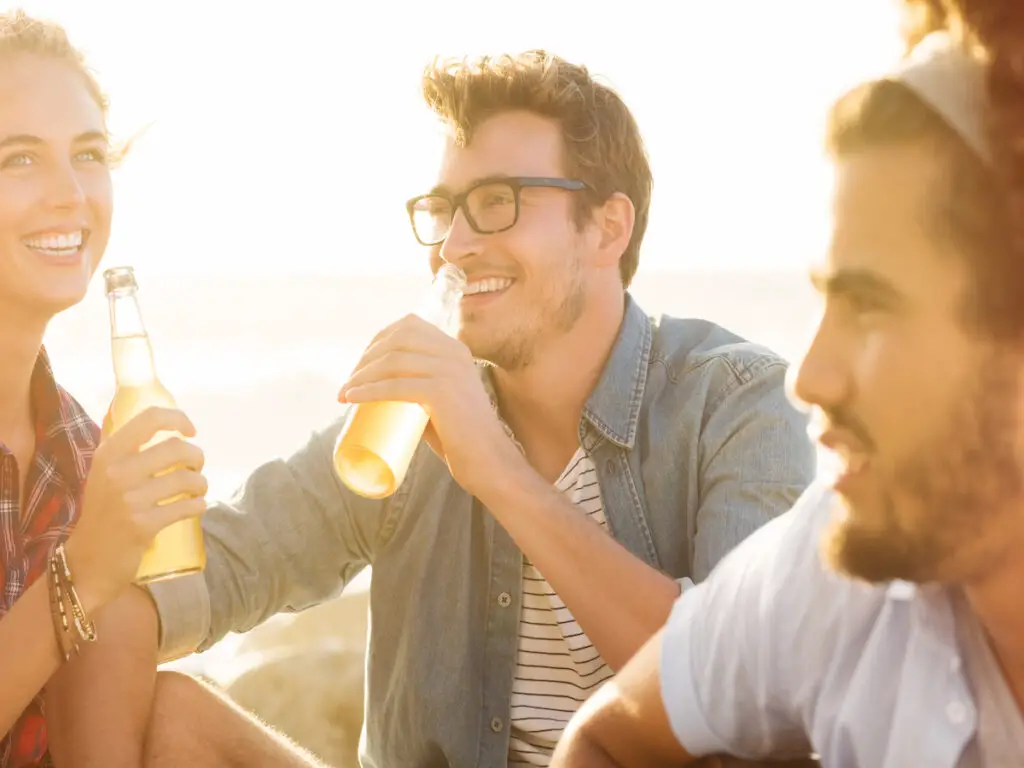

{"left": 22, "top": 0, "right": 905, "bottom": 277}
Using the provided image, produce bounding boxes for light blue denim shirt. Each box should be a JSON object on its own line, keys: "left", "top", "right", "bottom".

{"left": 151, "top": 294, "right": 814, "bottom": 768}
{"left": 660, "top": 482, "right": 1023, "bottom": 767}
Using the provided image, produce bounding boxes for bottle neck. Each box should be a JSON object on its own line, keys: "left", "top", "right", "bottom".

{"left": 107, "top": 289, "right": 158, "bottom": 386}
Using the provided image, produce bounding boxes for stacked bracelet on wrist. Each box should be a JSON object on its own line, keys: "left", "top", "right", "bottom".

{"left": 47, "top": 543, "right": 98, "bottom": 661}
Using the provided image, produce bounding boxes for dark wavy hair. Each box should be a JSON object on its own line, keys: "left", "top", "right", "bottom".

{"left": 831, "top": 1, "right": 1024, "bottom": 341}
{"left": 898, "top": 0, "right": 955, "bottom": 52}
{"left": 952, "top": 0, "right": 1024, "bottom": 322}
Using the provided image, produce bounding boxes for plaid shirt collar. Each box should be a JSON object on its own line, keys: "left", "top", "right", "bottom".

{"left": 0, "top": 348, "right": 99, "bottom": 768}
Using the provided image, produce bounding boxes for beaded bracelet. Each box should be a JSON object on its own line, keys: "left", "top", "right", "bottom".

{"left": 47, "top": 552, "right": 78, "bottom": 662}
{"left": 46, "top": 543, "right": 99, "bottom": 661}
{"left": 54, "top": 543, "right": 97, "bottom": 644}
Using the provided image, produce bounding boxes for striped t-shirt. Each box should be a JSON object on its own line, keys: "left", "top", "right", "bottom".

{"left": 507, "top": 448, "right": 614, "bottom": 766}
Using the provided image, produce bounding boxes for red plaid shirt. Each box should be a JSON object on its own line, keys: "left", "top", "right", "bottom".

{"left": 0, "top": 349, "right": 99, "bottom": 768}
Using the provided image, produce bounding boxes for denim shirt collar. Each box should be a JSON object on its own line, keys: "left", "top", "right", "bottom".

{"left": 479, "top": 293, "right": 652, "bottom": 451}
{"left": 581, "top": 293, "right": 652, "bottom": 449}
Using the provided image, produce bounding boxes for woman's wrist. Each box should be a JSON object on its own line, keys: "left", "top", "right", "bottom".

{"left": 58, "top": 537, "right": 108, "bottom": 619}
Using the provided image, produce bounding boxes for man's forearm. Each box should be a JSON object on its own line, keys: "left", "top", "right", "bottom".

{"left": 552, "top": 632, "right": 696, "bottom": 768}
{"left": 45, "top": 585, "right": 161, "bottom": 768}
{"left": 479, "top": 465, "right": 680, "bottom": 671}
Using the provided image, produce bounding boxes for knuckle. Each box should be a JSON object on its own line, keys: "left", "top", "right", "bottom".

{"left": 103, "top": 461, "right": 126, "bottom": 489}
{"left": 181, "top": 442, "right": 205, "bottom": 470}
{"left": 141, "top": 404, "right": 163, "bottom": 424}
{"left": 165, "top": 435, "right": 188, "bottom": 454}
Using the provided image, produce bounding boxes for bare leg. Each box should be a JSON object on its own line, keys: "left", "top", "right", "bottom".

{"left": 144, "top": 671, "right": 328, "bottom": 768}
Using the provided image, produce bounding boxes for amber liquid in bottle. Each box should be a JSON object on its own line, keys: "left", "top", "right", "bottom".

{"left": 102, "top": 267, "right": 206, "bottom": 584}
{"left": 333, "top": 265, "right": 466, "bottom": 499}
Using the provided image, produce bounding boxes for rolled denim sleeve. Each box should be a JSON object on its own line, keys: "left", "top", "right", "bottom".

{"left": 149, "top": 414, "right": 396, "bottom": 661}
{"left": 692, "top": 350, "right": 815, "bottom": 581}
{"left": 660, "top": 485, "right": 833, "bottom": 759}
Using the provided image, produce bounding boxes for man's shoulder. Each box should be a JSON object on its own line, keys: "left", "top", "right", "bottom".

{"left": 649, "top": 314, "right": 789, "bottom": 389}
{"left": 663, "top": 485, "right": 921, "bottom": 761}
{"left": 700, "top": 483, "right": 896, "bottom": 642}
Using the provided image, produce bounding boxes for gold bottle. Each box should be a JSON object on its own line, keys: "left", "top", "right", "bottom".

{"left": 333, "top": 264, "right": 466, "bottom": 499}
{"left": 102, "top": 266, "right": 206, "bottom": 584}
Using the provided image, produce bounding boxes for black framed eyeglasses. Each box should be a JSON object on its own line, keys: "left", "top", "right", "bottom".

{"left": 406, "top": 176, "right": 588, "bottom": 247}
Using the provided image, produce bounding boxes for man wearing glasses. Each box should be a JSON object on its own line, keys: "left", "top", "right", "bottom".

{"left": 51, "top": 51, "right": 813, "bottom": 768}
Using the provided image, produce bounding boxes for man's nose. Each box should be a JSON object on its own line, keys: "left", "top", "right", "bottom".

{"left": 788, "top": 320, "right": 851, "bottom": 415}
{"left": 439, "top": 207, "right": 483, "bottom": 267}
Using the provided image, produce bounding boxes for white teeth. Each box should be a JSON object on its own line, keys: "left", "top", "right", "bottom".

{"left": 23, "top": 230, "right": 84, "bottom": 252}
{"left": 464, "top": 277, "right": 513, "bottom": 296}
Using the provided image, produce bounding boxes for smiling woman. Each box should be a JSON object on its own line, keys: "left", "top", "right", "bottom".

{"left": 0, "top": 11, "right": 113, "bottom": 317}
{"left": 0, "top": 10, "right": 210, "bottom": 768}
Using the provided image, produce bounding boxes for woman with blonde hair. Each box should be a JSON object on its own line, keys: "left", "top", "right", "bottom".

{"left": 0, "top": 11, "right": 207, "bottom": 767}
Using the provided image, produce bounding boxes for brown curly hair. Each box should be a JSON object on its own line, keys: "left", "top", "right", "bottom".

{"left": 420, "top": 51, "right": 653, "bottom": 288}
{"left": 829, "top": 1, "right": 1024, "bottom": 341}
{"left": 951, "top": 0, "right": 1024, "bottom": 335}
{"left": 899, "top": 0, "right": 954, "bottom": 52}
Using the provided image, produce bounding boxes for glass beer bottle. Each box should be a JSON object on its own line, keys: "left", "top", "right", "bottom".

{"left": 333, "top": 264, "right": 466, "bottom": 499}
{"left": 101, "top": 266, "right": 206, "bottom": 583}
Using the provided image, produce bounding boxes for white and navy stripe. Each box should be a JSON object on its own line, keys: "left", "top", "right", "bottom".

{"left": 507, "top": 448, "right": 613, "bottom": 766}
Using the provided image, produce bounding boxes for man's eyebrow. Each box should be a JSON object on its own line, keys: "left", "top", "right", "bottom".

{"left": 809, "top": 267, "right": 903, "bottom": 303}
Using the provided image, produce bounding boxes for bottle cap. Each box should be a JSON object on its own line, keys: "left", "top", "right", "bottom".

{"left": 103, "top": 266, "right": 138, "bottom": 295}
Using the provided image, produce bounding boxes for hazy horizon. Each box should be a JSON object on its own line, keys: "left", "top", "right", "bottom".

{"left": 44, "top": 269, "right": 818, "bottom": 502}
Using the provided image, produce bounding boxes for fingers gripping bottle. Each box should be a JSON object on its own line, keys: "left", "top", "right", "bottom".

{"left": 332, "top": 264, "right": 466, "bottom": 499}
{"left": 101, "top": 266, "right": 206, "bottom": 584}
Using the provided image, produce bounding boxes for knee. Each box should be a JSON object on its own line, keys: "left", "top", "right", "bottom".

{"left": 153, "top": 670, "right": 216, "bottom": 714}
{"left": 149, "top": 671, "right": 228, "bottom": 746}
{"left": 146, "top": 672, "right": 228, "bottom": 765}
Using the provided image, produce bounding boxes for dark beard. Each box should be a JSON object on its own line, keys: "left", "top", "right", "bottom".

{"left": 822, "top": 358, "right": 1023, "bottom": 584}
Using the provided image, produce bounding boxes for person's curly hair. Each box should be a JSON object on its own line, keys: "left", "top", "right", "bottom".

{"left": 836, "top": 1, "right": 1024, "bottom": 340}
{"left": 899, "top": 0, "right": 955, "bottom": 52}
{"left": 951, "top": 0, "right": 1024, "bottom": 325}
